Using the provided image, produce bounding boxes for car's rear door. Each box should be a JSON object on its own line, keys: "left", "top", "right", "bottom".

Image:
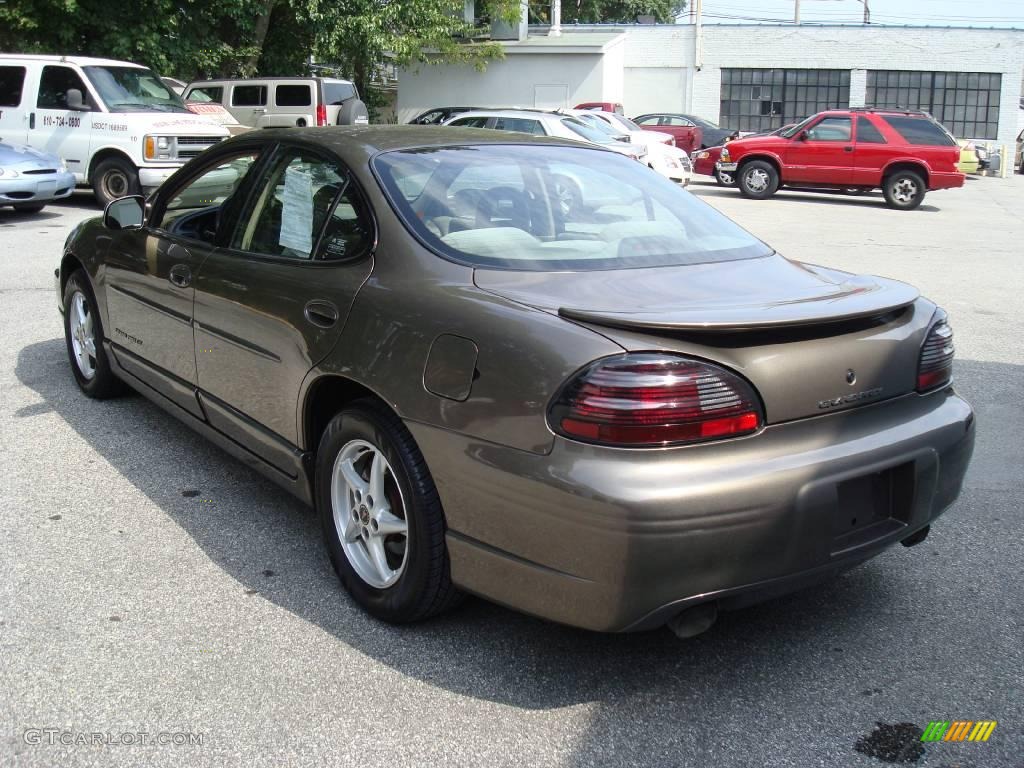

{"left": 229, "top": 83, "right": 270, "bottom": 128}
{"left": 783, "top": 115, "right": 854, "bottom": 185}
{"left": 191, "top": 143, "right": 375, "bottom": 455}
{"left": 851, "top": 115, "right": 890, "bottom": 186}
{"left": 103, "top": 147, "right": 264, "bottom": 416}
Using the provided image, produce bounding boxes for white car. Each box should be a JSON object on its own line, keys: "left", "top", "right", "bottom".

{"left": 567, "top": 110, "right": 691, "bottom": 184}
{"left": 442, "top": 110, "right": 647, "bottom": 163}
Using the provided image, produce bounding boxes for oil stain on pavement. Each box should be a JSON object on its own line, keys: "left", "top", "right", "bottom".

{"left": 855, "top": 721, "right": 926, "bottom": 763}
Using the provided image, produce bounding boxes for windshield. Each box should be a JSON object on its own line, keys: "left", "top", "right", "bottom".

{"left": 577, "top": 114, "right": 625, "bottom": 137}
{"left": 323, "top": 81, "right": 356, "bottom": 105}
{"left": 373, "top": 145, "right": 771, "bottom": 271}
{"left": 561, "top": 117, "right": 616, "bottom": 145}
{"left": 690, "top": 116, "right": 720, "bottom": 130}
{"left": 780, "top": 115, "right": 817, "bottom": 138}
{"left": 607, "top": 114, "right": 642, "bottom": 132}
{"left": 83, "top": 66, "right": 188, "bottom": 113}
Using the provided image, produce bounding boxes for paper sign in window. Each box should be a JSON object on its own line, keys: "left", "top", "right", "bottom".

{"left": 279, "top": 165, "right": 314, "bottom": 255}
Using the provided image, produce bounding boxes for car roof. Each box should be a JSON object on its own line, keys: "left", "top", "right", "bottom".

{"left": 0, "top": 53, "right": 146, "bottom": 68}
{"left": 448, "top": 109, "right": 569, "bottom": 121}
{"left": 216, "top": 125, "right": 589, "bottom": 162}
{"left": 186, "top": 76, "right": 354, "bottom": 85}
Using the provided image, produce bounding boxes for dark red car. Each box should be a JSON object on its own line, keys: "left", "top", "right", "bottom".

{"left": 717, "top": 109, "right": 964, "bottom": 210}
{"left": 692, "top": 124, "right": 794, "bottom": 185}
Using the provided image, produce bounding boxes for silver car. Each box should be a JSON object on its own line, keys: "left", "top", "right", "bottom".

{"left": 0, "top": 142, "right": 75, "bottom": 213}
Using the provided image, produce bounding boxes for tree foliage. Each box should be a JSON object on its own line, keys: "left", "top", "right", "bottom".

{"left": 0, "top": 0, "right": 678, "bottom": 95}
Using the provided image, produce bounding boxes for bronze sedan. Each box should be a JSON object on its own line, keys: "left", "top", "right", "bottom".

{"left": 56, "top": 127, "right": 975, "bottom": 636}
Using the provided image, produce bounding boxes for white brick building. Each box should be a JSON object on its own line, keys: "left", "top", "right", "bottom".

{"left": 397, "top": 23, "right": 1024, "bottom": 144}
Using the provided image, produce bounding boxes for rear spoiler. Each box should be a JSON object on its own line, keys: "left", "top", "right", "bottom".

{"left": 558, "top": 279, "right": 919, "bottom": 332}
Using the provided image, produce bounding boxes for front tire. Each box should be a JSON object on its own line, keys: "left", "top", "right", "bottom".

{"left": 715, "top": 168, "right": 735, "bottom": 186}
{"left": 62, "top": 270, "right": 125, "bottom": 398}
{"left": 316, "top": 399, "right": 462, "bottom": 623}
{"left": 13, "top": 202, "right": 46, "bottom": 213}
{"left": 883, "top": 170, "right": 926, "bottom": 210}
{"left": 738, "top": 160, "right": 779, "bottom": 199}
{"left": 92, "top": 157, "right": 140, "bottom": 208}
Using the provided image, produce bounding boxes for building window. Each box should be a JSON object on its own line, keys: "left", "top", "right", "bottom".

{"left": 720, "top": 69, "right": 850, "bottom": 132}
{"left": 866, "top": 70, "right": 1001, "bottom": 140}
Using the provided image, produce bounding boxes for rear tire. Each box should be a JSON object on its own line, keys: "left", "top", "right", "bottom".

{"left": 738, "top": 160, "right": 779, "bottom": 199}
{"left": 13, "top": 202, "right": 46, "bottom": 213}
{"left": 92, "top": 156, "right": 140, "bottom": 208}
{"left": 62, "top": 270, "right": 126, "bottom": 399}
{"left": 316, "top": 399, "right": 462, "bottom": 623}
{"left": 882, "top": 169, "right": 926, "bottom": 210}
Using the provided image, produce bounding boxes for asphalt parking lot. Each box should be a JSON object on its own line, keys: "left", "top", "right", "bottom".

{"left": 2, "top": 175, "right": 1022, "bottom": 767}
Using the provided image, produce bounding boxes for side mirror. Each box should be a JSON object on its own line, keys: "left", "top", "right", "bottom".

{"left": 66, "top": 88, "right": 88, "bottom": 111}
{"left": 796, "top": 131, "right": 809, "bottom": 141}
{"left": 103, "top": 195, "right": 145, "bottom": 231}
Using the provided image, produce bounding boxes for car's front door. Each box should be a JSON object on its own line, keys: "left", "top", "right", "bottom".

{"left": 28, "top": 64, "right": 95, "bottom": 176}
{"left": 103, "top": 148, "right": 262, "bottom": 416}
{"left": 783, "top": 115, "right": 854, "bottom": 185}
{"left": 191, "top": 145, "right": 375, "bottom": 454}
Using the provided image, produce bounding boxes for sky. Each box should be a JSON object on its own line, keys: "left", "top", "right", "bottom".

{"left": 694, "top": 0, "right": 1024, "bottom": 27}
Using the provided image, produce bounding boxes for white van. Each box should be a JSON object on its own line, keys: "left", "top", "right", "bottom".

{"left": 0, "top": 54, "right": 229, "bottom": 205}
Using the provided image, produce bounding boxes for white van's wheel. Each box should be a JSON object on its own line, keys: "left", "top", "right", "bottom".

{"left": 92, "top": 157, "right": 141, "bottom": 207}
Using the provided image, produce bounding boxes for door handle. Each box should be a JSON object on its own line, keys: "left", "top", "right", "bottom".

{"left": 252, "top": 108, "right": 267, "bottom": 113}
{"left": 29, "top": 112, "right": 35, "bottom": 129}
{"left": 844, "top": 145, "right": 854, "bottom": 152}
{"left": 169, "top": 264, "right": 192, "bottom": 288}
{"left": 304, "top": 300, "right": 339, "bottom": 328}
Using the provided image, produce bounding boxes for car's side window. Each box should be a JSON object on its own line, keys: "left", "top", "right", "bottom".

{"left": 494, "top": 117, "right": 544, "bottom": 135}
{"left": 450, "top": 117, "right": 490, "bottom": 128}
{"left": 156, "top": 151, "right": 261, "bottom": 243}
{"left": 275, "top": 84, "right": 312, "bottom": 107}
{"left": 37, "top": 66, "right": 92, "bottom": 110}
{"left": 634, "top": 116, "right": 656, "bottom": 126}
{"left": 856, "top": 117, "right": 887, "bottom": 144}
{"left": 232, "top": 85, "right": 266, "bottom": 107}
{"left": 806, "top": 117, "right": 852, "bottom": 142}
{"left": 317, "top": 185, "right": 374, "bottom": 261}
{"left": 0, "top": 66, "right": 26, "bottom": 107}
{"left": 188, "top": 86, "right": 223, "bottom": 104}
{"left": 233, "top": 149, "right": 359, "bottom": 261}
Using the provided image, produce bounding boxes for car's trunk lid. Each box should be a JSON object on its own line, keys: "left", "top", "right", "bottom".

{"left": 474, "top": 255, "right": 932, "bottom": 424}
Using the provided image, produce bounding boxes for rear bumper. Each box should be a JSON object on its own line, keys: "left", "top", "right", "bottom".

{"left": 410, "top": 388, "right": 975, "bottom": 632}
{"left": 929, "top": 171, "right": 965, "bottom": 190}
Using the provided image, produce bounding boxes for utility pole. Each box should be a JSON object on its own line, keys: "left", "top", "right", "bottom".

{"left": 794, "top": 0, "right": 800, "bottom": 23}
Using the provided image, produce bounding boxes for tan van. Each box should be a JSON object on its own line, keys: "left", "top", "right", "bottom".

{"left": 182, "top": 77, "right": 368, "bottom": 129}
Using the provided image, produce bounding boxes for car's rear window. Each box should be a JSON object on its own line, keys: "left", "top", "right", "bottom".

{"left": 881, "top": 115, "right": 956, "bottom": 146}
{"left": 372, "top": 145, "right": 771, "bottom": 271}
{"left": 323, "top": 81, "right": 356, "bottom": 104}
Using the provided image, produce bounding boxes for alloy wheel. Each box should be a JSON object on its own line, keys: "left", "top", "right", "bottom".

{"left": 331, "top": 439, "right": 409, "bottom": 589}
{"left": 891, "top": 177, "right": 918, "bottom": 204}
{"left": 68, "top": 291, "right": 97, "bottom": 380}
{"left": 745, "top": 168, "right": 769, "bottom": 193}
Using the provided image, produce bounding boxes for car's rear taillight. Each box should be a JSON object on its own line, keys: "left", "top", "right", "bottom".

{"left": 549, "top": 354, "right": 763, "bottom": 447}
{"left": 917, "top": 310, "right": 954, "bottom": 392}
{"left": 316, "top": 104, "right": 327, "bottom": 127}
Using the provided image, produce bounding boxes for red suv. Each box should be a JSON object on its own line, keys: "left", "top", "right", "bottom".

{"left": 717, "top": 109, "right": 964, "bottom": 210}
